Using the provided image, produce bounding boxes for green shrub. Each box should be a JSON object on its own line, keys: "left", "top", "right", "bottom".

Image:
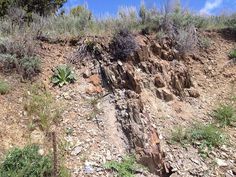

{"left": 51, "top": 65, "right": 76, "bottom": 87}
{"left": 0, "top": 36, "right": 40, "bottom": 79}
{"left": 190, "top": 124, "right": 226, "bottom": 149}
{"left": 0, "top": 54, "right": 41, "bottom": 79}
{"left": 0, "top": 79, "right": 10, "bottom": 95}
{"left": 0, "top": 54, "right": 18, "bottom": 71}
{"left": 1, "top": 36, "right": 36, "bottom": 58}
{"left": 213, "top": 104, "right": 236, "bottom": 127}
{"left": 229, "top": 49, "right": 236, "bottom": 59}
{"left": 0, "top": 145, "right": 53, "bottom": 177}
{"left": 104, "top": 155, "right": 145, "bottom": 177}
{"left": 19, "top": 56, "right": 41, "bottom": 79}
{"left": 171, "top": 124, "right": 227, "bottom": 154}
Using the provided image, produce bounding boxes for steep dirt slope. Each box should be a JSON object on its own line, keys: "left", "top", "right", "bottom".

{"left": 0, "top": 30, "right": 235, "bottom": 177}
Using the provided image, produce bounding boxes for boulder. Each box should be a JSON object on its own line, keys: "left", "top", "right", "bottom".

{"left": 89, "top": 74, "right": 101, "bottom": 86}
{"left": 188, "top": 88, "right": 200, "bottom": 98}
{"left": 154, "top": 75, "right": 165, "bottom": 88}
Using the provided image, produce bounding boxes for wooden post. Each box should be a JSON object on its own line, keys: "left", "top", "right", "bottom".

{"left": 52, "top": 132, "right": 58, "bottom": 177}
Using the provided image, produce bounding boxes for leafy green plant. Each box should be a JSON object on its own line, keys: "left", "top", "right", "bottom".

{"left": 0, "top": 145, "right": 53, "bottom": 177}
{"left": 213, "top": 104, "right": 236, "bottom": 127}
{"left": 229, "top": 49, "right": 236, "bottom": 59}
{"left": 0, "top": 79, "right": 10, "bottom": 95}
{"left": 104, "top": 155, "right": 145, "bottom": 177}
{"left": 51, "top": 65, "right": 76, "bottom": 87}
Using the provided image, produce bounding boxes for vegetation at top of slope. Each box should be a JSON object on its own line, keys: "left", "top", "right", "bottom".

{"left": 109, "top": 28, "right": 138, "bottom": 60}
{"left": 0, "top": 0, "right": 67, "bottom": 17}
{"left": 0, "top": 1, "right": 235, "bottom": 40}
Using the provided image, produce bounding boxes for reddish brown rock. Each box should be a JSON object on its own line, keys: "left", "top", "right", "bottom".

{"left": 89, "top": 74, "right": 101, "bottom": 86}
{"left": 86, "top": 85, "right": 103, "bottom": 95}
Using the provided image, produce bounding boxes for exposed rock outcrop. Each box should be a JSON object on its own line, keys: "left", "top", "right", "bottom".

{"left": 69, "top": 34, "right": 199, "bottom": 176}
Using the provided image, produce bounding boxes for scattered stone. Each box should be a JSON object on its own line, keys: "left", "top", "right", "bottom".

{"left": 30, "top": 129, "right": 45, "bottom": 145}
{"left": 188, "top": 89, "right": 200, "bottom": 98}
{"left": 71, "top": 146, "right": 82, "bottom": 156}
{"left": 215, "top": 158, "right": 228, "bottom": 167}
{"left": 84, "top": 163, "right": 95, "bottom": 174}
{"left": 63, "top": 92, "right": 72, "bottom": 100}
{"left": 83, "top": 69, "right": 91, "bottom": 78}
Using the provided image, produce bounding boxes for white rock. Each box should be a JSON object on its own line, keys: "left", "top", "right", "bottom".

{"left": 215, "top": 158, "right": 228, "bottom": 167}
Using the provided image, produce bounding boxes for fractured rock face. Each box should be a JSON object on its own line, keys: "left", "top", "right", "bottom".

{"left": 156, "top": 88, "right": 174, "bottom": 102}
{"left": 70, "top": 35, "right": 199, "bottom": 177}
{"left": 115, "top": 90, "right": 169, "bottom": 175}
{"left": 170, "top": 63, "right": 193, "bottom": 97}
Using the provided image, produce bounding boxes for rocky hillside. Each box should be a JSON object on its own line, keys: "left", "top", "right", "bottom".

{"left": 0, "top": 28, "right": 236, "bottom": 177}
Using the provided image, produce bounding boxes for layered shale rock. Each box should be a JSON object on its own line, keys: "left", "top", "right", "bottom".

{"left": 69, "top": 34, "right": 199, "bottom": 176}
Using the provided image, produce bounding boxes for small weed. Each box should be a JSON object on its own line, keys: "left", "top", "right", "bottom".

{"left": 65, "top": 127, "right": 74, "bottom": 136}
{"left": 0, "top": 79, "right": 10, "bottom": 95}
{"left": 171, "top": 126, "right": 189, "bottom": 145}
{"left": 190, "top": 124, "right": 227, "bottom": 149}
{"left": 51, "top": 65, "right": 76, "bottom": 87}
{"left": 229, "top": 49, "right": 236, "bottom": 59}
{"left": 24, "top": 84, "right": 63, "bottom": 131}
{"left": 171, "top": 123, "right": 227, "bottom": 157}
{"left": 0, "top": 145, "right": 53, "bottom": 177}
{"left": 199, "top": 37, "right": 211, "bottom": 49}
{"left": 104, "top": 155, "right": 145, "bottom": 177}
{"left": 213, "top": 104, "right": 236, "bottom": 127}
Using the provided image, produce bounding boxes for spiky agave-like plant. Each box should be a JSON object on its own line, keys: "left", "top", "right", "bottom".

{"left": 51, "top": 65, "right": 76, "bottom": 87}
